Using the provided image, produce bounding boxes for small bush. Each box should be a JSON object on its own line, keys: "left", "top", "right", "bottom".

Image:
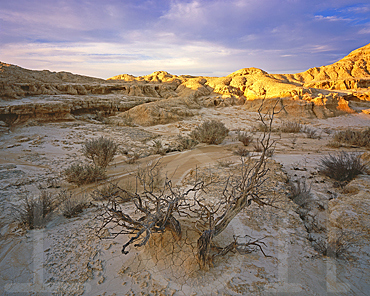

{"left": 253, "top": 123, "right": 269, "bottom": 132}
{"left": 234, "top": 147, "right": 250, "bottom": 157}
{"left": 279, "top": 121, "right": 302, "bottom": 133}
{"left": 190, "top": 120, "right": 229, "bottom": 145}
{"left": 125, "top": 151, "right": 141, "bottom": 164}
{"left": 152, "top": 139, "right": 166, "bottom": 155}
{"left": 64, "top": 163, "right": 106, "bottom": 186}
{"left": 237, "top": 131, "right": 253, "bottom": 146}
{"left": 332, "top": 128, "right": 370, "bottom": 148}
{"left": 83, "top": 136, "right": 118, "bottom": 169}
{"left": 302, "top": 126, "right": 321, "bottom": 139}
{"left": 16, "top": 191, "right": 54, "bottom": 229}
{"left": 60, "top": 192, "right": 87, "bottom": 218}
{"left": 319, "top": 152, "right": 367, "bottom": 182}
{"left": 176, "top": 135, "right": 198, "bottom": 151}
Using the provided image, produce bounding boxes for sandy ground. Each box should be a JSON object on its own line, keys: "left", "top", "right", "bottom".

{"left": 1, "top": 106, "right": 370, "bottom": 295}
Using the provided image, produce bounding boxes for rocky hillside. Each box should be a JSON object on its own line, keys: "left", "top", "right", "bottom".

{"left": 1, "top": 43, "right": 370, "bottom": 126}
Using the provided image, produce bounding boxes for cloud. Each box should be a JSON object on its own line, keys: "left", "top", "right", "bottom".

{"left": 0, "top": 0, "right": 369, "bottom": 77}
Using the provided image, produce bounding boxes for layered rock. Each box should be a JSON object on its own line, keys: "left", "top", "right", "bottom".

{"left": 1, "top": 43, "right": 370, "bottom": 126}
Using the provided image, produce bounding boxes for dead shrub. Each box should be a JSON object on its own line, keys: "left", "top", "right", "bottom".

{"left": 237, "top": 131, "right": 253, "bottom": 146}
{"left": 314, "top": 230, "right": 355, "bottom": 259}
{"left": 319, "top": 152, "right": 367, "bottom": 182}
{"left": 190, "top": 120, "right": 229, "bottom": 145}
{"left": 176, "top": 135, "right": 198, "bottom": 151}
{"left": 15, "top": 191, "right": 55, "bottom": 229}
{"left": 83, "top": 136, "right": 118, "bottom": 169}
{"left": 279, "top": 121, "right": 302, "bottom": 133}
{"left": 332, "top": 128, "right": 370, "bottom": 148}
{"left": 64, "top": 163, "right": 106, "bottom": 186}
{"left": 136, "top": 160, "right": 164, "bottom": 190}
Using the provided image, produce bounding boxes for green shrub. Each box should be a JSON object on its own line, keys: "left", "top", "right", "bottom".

{"left": 83, "top": 136, "right": 118, "bottom": 169}
{"left": 190, "top": 120, "right": 229, "bottom": 145}
{"left": 64, "top": 163, "right": 106, "bottom": 186}
{"left": 319, "top": 152, "right": 367, "bottom": 182}
{"left": 332, "top": 128, "right": 370, "bottom": 148}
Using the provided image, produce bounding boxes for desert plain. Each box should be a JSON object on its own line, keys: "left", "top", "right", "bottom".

{"left": 0, "top": 44, "right": 370, "bottom": 295}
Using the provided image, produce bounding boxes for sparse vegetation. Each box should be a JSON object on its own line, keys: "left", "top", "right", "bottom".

{"left": 125, "top": 151, "right": 141, "bottom": 164}
{"left": 59, "top": 191, "right": 87, "bottom": 218}
{"left": 319, "top": 152, "right": 367, "bottom": 182}
{"left": 234, "top": 147, "right": 250, "bottom": 157}
{"left": 237, "top": 131, "right": 253, "bottom": 146}
{"left": 82, "top": 136, "right": 118, "bottom": 169}
{"left": 279, "top": 121, "right": 302, "bottom": 133}
{"left": 326, "top": 140, "right": 342, "bottom": 148}
{"left": 332, "top": 128, "right": 370, "bottom": 148}
{"left": 91, "top": 182, "right": 132, "bottom": 202}
{"left": 314, "top": 230, "right": 354, "bottom": 259}
{"left": 190, "top": 120, "right": 229, "bottom": 145}
{"left": 152, "top": 139, "right": 166, "bottom": 155}
{"left": 64, "top": 163, "right": 106, "bottom": 186}
{"left": 176, "top": 135, "right": 198, "bottom": 151}
{"left": 302, "top": 126, "right": 321, "bottom": 139}
{"left": 15, "top": 191, "right": 55, "bottom": 229}
{"left": 216, "top": 159, "right": 234, "bottom": 167}
{"left": 136, "top": 160, "right": 164, "bottom": 189}
{"left": 95, "top": 99, "right": 282, "bottom": 270}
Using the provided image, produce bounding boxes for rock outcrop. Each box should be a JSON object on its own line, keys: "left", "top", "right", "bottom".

{"left": 1, "top": 43, "right": 370, "bottom": 126}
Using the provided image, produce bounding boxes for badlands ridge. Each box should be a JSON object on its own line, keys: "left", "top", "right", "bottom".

{"left": 1, "top": 43, "right": 370, "bottom": 127}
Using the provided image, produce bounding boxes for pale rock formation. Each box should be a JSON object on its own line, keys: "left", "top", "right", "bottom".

{"left": 1, "top": 43, "right": 370, "bottom": 126}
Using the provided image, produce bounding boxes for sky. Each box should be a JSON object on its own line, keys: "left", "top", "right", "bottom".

{"left": 0, "top": 0, "right": 370, "bottom": 79}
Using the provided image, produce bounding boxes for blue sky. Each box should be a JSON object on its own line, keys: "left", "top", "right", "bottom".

{"left": 0, "top": 0, "right": 369, "bottom": 78}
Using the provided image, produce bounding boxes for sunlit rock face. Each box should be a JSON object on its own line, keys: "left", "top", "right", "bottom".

{"left": 1, "top": 43, "right": 370, "bottom": 126}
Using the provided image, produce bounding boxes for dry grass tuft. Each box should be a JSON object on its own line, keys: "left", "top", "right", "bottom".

{"left": 279, "top": 121, "right": 302, "bottom": 133}
{"left": 332, "top": 128, "right": 370, "bottom": 148}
